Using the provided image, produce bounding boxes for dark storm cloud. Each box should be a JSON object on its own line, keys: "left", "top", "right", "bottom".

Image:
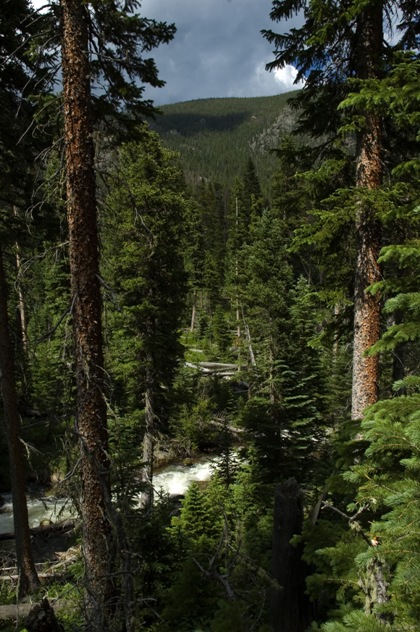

{"left": 141, "top": 0, "right": 304, "bottom": 105}
{"left": 30, "top": 0, "right": 303, "bottom": 105}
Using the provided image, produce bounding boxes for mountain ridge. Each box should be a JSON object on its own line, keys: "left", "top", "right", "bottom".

{"left": 151, "top": 91, "right": 298, "bottom": 191}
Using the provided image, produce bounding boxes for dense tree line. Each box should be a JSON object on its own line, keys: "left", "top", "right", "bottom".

{"left": 0, "top": 0, "right": 418, "bottom": 630}
{"left": 152, "top": 93, "right": 296, "bottom": 193}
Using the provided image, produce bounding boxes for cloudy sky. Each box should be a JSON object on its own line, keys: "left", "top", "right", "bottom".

{"left": 31, "top": 0, "right": 303, "bottom": 106}
{"left": 141, "top": 0, "right": 303, "bottom": 105}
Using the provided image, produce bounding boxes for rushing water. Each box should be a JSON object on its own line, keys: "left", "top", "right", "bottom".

{"left": 0, "top": 495, "right": 75, "bottom": 535}
{"left": 153, "top": 458, "right": 216, "bottom": 496}
{"left": 0, "top": 456, "right": 218, "bottom": 535}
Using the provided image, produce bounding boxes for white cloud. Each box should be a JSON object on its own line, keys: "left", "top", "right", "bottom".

{"left": 30, "top": 0, "right": 49, "bottom": 12}
{"left": 273, "top": 65, "right": 305, "bottom": 90}
{"left": 249, "top": 61, "right": 304, "bottom": 98}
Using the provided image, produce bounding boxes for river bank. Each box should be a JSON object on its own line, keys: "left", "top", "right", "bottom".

{"left": 0, "top": 452, "right": 223, "bottom": 536}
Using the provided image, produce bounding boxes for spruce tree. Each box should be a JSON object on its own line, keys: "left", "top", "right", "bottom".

{"left": 225, "top": 162, "right": 264, "bottom": 359}
{"left": 236, "top": 201, "right": 328, "bottom": 492}
{"left": 0, "top": 246, "right": 40, "bottom": 597}
{"left": 0, "top": 0, "right": 41, "bottom": 597}
{"left": 104, "top": 127, "right": 187, "bottom": 505}
{"left": 28, "top": 0, "right": 176, "bottom": 626}
{"left": 301, "top": 56, "right": 420, "bottom": 628}
{"left": 263, "top": 0, "right": 419, "bottom": 421}
{"left": 59, "top": 3, "right": 115, "bottom": 624}
{"left": 197, "top": 180, "right": 227, "bottom": 315}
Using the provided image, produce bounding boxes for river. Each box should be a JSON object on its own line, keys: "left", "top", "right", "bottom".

{"left": 0, "top": 456, "right": 218, "bottom": 535}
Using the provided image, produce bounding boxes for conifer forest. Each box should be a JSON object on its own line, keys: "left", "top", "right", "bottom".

{"left": 0, "top": 0, "right": 419, "bottom": 630}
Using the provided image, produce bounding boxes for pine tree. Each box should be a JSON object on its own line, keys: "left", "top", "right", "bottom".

{"left": 183, "top": 196, "right": 206, "bottom": 334}
{"left": 263, "top": 0, "right": 419, "bottom": 421}
{"left": 338, "top": 224, "right": 420, "bottom": 629}
{"left": 301, "top": 58, "right": 420, "bottom": 628}
{"left": 0, "top": 246, "right": 40, "bottom": 597}
{"left": 28, "top": 0, "right": 177, "bottom": 626}
{"left": 349, "top": 0, "right": 383, "bottom": 420}
{"left": 234, "top": 200, "right": 328, "bottom": 493}
{"left": 0, "top": 0, "right": 41, "bottom": 597}
{"left": 104, "top": 127, "right": 187, "bottom": 505}
{"left": 225, "top": 162, "right": 264, "bottom": 357}
{"left": 198, "top": 180, "right": 228, "bottom": 314}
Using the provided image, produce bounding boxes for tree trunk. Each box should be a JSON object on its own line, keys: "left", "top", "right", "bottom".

{"left": 0, "top": 246, "right": 40, "bottom": 597}
{"left": 243, "top": 320, "right": 256, "bottom": 368}
{"left": 13, "top": 208, "right": 28, "bottom": 354}
{"left": 351, "top": 193, "right": 381, "bottom": 420}
{"left": 235, "top": 196, "right": 241, "bottom": 342}
{"left": 270, "top": 478, "right": 311, "bottom": 632}
{"left": 25, "top": 598, "right": 64, "bottom": 632}
{"left": 190, "top": 288, "right": 197, "bottom": 333}
{"left": 141, "top": 389, "right": 156, "bottom": 508}
{"left": 351, "top": 4, "right": 383, "bottom": 421}
{"left": 61, "top": 1, "right": 114, "bottom": 627}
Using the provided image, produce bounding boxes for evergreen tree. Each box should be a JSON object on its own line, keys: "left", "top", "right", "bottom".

{"left": 198, "top": 179, "right": 228, "bottom": 314}
{"left": 0, "top": 0, "right": 42, "bottom": 597}
{"left": 34, "top": 0, "right": 176, "bottom": 127}
{"left": 159, "top": 473, "right": 274, "bottom": 631}
{"left": 225, "top": 162, "right": 264, "bottom": 357}
{"left": 104, "top": 126, "right": 187, "bottom": 504}
{"left": 301, "top": 58, "right": 420, "bottom": 627}
{"left": 183, "top": 195, "right": 206, "bottom": 334}
{"left": 310, "top": 243, "right": 420, "bottom": 629}
{"left": 263, "top": 0, "right": 419, "bottom": 421}
{"left": 240, "top": 158, "right": 264, "bottom": 226}
{"left": 59, "top": 3, "right": 116, "bottom": 624}
{"left": 0, "top": 245, "right": 40, "bottom": 597}
{"left": 27, "top": 0, "right": 177, "bottom": 627}
{"left": 233, "top": 201, "right": 328, "bottom": 493}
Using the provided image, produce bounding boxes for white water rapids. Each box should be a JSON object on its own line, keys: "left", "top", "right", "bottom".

{"left": 0, "top": 457, "right": 218, "bottom": 535}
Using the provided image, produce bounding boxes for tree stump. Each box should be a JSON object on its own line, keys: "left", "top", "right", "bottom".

{"left": 25, "top": 598, "right": 64, "bottom": 632}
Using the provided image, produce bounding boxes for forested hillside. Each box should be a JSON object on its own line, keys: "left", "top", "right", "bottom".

{"left": 152, "top": 93, "right": 297, "bottom": 191}
{"left": 0, "top": 1, "right": 419, "bottom": 631}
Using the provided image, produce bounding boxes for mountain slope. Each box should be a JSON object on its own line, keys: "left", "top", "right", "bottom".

{"left": 151, "top": 92, "right": 298, "bottom": 191}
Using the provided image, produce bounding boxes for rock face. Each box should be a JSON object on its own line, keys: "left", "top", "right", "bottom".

{"left": 25, "top": 598, "right": 64, "bottom": 632}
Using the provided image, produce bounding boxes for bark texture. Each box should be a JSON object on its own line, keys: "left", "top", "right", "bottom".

{"left": 351, "top": 3, "right": 383, "bottom": 420}
{"left": 0, "top": 247, "right": 40, "bottom": 597}
{"left": 61, "top": 1, "right": 113, "bottom": 626}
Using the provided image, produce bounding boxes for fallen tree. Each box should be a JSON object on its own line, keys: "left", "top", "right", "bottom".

{"left": 0, "top": 519, "right": 76, "bottom": 542}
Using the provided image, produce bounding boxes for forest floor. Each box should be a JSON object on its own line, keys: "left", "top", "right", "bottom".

{"left": 0, "top": 525, "right": 78, "bottom": 625}
{"left": 0, "top": 598, "right": 70, "bottom": 625}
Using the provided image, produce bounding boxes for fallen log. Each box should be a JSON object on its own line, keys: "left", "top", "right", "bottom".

{"left": 0, "top": 598, "right": 72, "bottom": 625}
{"left": 1, "top": 552, "right": 79, "bottom": 577}
{"left": 185, "top": 361, "right": 247, "bottom": 375}
{"left": 0, "top": 519, "right": 76, "bottom": 541}
{"left": 208, "top": 419, "right": 245, "bottom": 435}
{"left": 195, "top": 362, "right": 239, "bottom": 370}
